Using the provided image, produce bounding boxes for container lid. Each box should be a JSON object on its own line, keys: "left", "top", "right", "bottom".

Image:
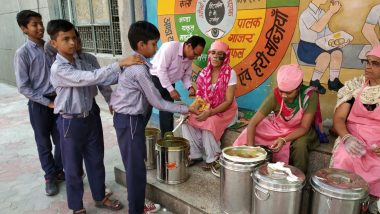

{"left": 145, "top": 127, "right": 160, "bottom": 137}
{"left": 222, "top": 146, "right": 267, "bottom": 163}
{"left": 156, "top": 132, "right": 189, "bottom": 151}
{"left": 253, "top": 163, "right": 305, "bottom": 192}
{"left": 219, "top": 155, "right": 259, "bottom": 172}
{"left": 310, "top": 168, "right": 368, "bottom": 200}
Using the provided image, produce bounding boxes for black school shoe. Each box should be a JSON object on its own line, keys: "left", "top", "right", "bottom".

{"left": 328, "top": 78, "right": 344, "bottom": 92}
{"left": 56, "top": 171, "right": 65, "bottom": 183}
{"left": 45, "top": 179, "right": 59, "bottom": 196}
{"left": 310, "top": 79, "right": 326, "bottom": 94}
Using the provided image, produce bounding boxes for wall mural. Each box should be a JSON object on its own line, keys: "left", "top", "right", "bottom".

{"left": 150, "top": 0, "right": 380, "bottom": 113}
{"left": 156, "top": 0, "right": 300, "bottom": 97}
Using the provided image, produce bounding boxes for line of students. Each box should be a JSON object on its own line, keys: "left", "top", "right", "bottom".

{"left": 15, "top": 10, "right": 199, "bottom": 214}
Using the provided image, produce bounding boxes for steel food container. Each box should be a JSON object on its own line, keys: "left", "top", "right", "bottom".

{"left": 155, "top": 132, "right": 189, "bottom": 184}
{"left": 310, "top": 168, "right": 369, "bottom": 214}
{"left": 220, "top": 146, "right": 268, "bottom": 214}
{"left": 145, "top": 128, "right": 160, "bottom": 170}
{"left": 252, "top": 163, "right": 305, "bottom": 214}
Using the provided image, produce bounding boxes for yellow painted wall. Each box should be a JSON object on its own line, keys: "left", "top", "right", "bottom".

{"left": 279, "top": 0, "right": 380, "bottom": 119}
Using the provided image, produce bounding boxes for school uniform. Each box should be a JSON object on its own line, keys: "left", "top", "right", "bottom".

{"left": 148, "top": 41, "right": 193, "bottom": 136}
{"left": 44, "top": 43, "right": 112, "bottom": 143}
{"left": 14, "top": 39, "right": 62, "bottom": 181}
{"left": 110, "top": 53, "right": 188, "bottom": 214}
{"left": 77, "top": 52, "right": 113, "bottom": 147}
{"left": 50, "top": 53, "right": 119, "bottom": 210}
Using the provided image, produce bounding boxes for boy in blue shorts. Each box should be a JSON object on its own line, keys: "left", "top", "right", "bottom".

{"left": 110, "top": 21, "right": 198, "bottom": 214}
{"left": 14, "top": 10, "right": 63, "bottom": 196}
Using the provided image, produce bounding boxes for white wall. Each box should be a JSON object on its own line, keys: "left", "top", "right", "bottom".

{"left": 0, "top": 0, "right": 58, "bottom": 85}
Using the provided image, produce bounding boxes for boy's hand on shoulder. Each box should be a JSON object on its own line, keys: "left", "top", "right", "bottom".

{"left": 118, "top": 54, "right": 144, "bottom": 67}
{"left": 47, "top": 102, "right": 55, "bottom": 109}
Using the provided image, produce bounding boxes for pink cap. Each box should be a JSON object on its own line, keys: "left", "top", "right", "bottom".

{"left": 367, "top": 45, "right": 380, "bottom": 58}
{"left": 210, "top": 41, "right": 229, "bottom": 53}
{"left": 277, "top": 64, "right": 304, "bottom": 92}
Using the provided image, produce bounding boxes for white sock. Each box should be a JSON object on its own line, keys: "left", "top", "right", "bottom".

{"left": 329, "top": 69, "right": 340, "bottom": 81}
{"left": 311, "top": 70, "right": 323, "bottom": 81}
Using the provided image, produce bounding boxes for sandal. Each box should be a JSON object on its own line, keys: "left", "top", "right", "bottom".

{"left": 95, "top": 195, "right": 123, "bottom": 211}
{"left": 73, "top": 208, "right": 86, "bottom": 214}
{"left": 211, "top": 160, "right": 221, "bottom": 178}
{"left": 201, "top": 161, "right": 216, "bottom": 171}
{"left": 187, "top": 158, "right": 203, "bottom": 167}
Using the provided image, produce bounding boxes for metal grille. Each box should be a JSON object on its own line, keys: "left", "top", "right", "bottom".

{"left": 94, "top": 26, "right": 112, "bottom": 54}
{"left": 77, "top": 26, "right": 94, "bottom": 52}
{"left": 68, "top": 0, "right": 122, "bottom": 55}
{"left": 111, "top": 0, "right": 122, "bottom": 55}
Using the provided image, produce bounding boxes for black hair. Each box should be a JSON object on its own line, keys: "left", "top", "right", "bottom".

{"left": 74, "top": 29, "right": 80, "bottom": 37}
{"left": 185, "top": 36, "right": 206, "bottom": 49}
{"left": 46, "top": 19, "right": 75, "bottom": 40}
{"left": 16, "top": 10, "right": 42, "bottom": 27}
{"left": 128, "top": 21, "right": 160, "bottom": 51}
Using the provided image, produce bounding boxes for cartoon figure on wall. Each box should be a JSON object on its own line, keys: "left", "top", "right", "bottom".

{"left": 362, "top": 4, "right": 380, "bottom": 47}
{"left": 297, "top": 0, "right": 351, "bottom": 94}
{"left": 359, "top": 4, "right": 380, "bottom": 60}
{"left": 156, "top": 0, "right": 300, "bottom": 97}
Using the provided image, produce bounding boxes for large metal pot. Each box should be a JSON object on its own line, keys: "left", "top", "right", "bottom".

{"left": 155, "top": 132, "right": 189, "bottom": 184}
{"left": 252, "top": 163, "right": 305, "bottom": 214}
{"left": 145, "top": 128, "right": 160, "bottom": 170}
{"left": 310, "top": 168, "right": 369, "bottom": 214}
{"left": 220, "top": 146, "right": 268, "bottom": 214}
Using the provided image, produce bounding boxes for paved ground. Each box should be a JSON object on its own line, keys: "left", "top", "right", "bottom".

{"left": 0, "top": 83, "right": 159, "bottom": 214}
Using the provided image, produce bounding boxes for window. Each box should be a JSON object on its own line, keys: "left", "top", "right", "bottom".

{"left": 59, "top": 0, "right": 122, "bottom": 55}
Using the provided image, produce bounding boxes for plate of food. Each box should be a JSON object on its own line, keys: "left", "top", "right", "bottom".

{"left": 316, "top": 31, "right": 353, "bottom": 51}
{"left": 222, "top": 146, "right": 267, "bottom": 163}
{"left": 190, "top": 97, "right": 210, "bottom": 112}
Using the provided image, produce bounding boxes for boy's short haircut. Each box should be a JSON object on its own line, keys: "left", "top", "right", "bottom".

{"left": 16, "top": 10, "right": 42, "bottom": 28}
{"left": 185, "top": 36, "right": 206, "bottom": 49}
{"left": 74, "top": 29, "right": 80, "bottom": 38}
{"left": 47, "top": 19, "right": 75, "bottom": 40}
{"left": 128, "top": 21, "right": 160, "bottom": 51}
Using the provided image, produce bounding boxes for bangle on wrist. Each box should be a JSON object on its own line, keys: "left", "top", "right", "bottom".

{"left": 279, "top": 137, "right": 287, "bottom": 144}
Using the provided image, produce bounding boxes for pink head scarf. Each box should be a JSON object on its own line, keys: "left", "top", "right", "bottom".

{"left": 276, "top": 64, "right": 304, "bottom": 92}
{"left": 196, "top": 41, "right": 232, "bottom": 108}
{"left": 367, "top": 45, "right": 380, "bottom": 58}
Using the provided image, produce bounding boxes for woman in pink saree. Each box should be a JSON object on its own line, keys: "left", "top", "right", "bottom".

{"left": 182, "top": 41, "right": 238, "bottom": 170}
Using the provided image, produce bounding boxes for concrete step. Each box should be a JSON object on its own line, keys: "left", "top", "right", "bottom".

{"left": 114, "top": 158, "right": 324, "bottom": 214}
{"left": 115, "top": 164, "right": 220, "bottom": 214}
{"left": 114, "top": 115, "right": 337, "bottom": 214}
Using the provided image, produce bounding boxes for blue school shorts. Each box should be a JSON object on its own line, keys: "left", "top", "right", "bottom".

{"left": 297, "top": 40, "right": 342, "bottom": 65}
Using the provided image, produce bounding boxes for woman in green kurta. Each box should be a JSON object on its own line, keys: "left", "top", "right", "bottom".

{"left": 234, "top": 64, "right": 321, "bottom": 173}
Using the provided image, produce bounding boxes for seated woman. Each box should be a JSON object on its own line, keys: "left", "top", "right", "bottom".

{"left": 331, "top": 46, "right": 380, "bottom": 214}
{"left": 182, "top": 41, "right": 238, "bottom": 170}
{"left": 233, "top": 64, "right": 321, "bottom": 173}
